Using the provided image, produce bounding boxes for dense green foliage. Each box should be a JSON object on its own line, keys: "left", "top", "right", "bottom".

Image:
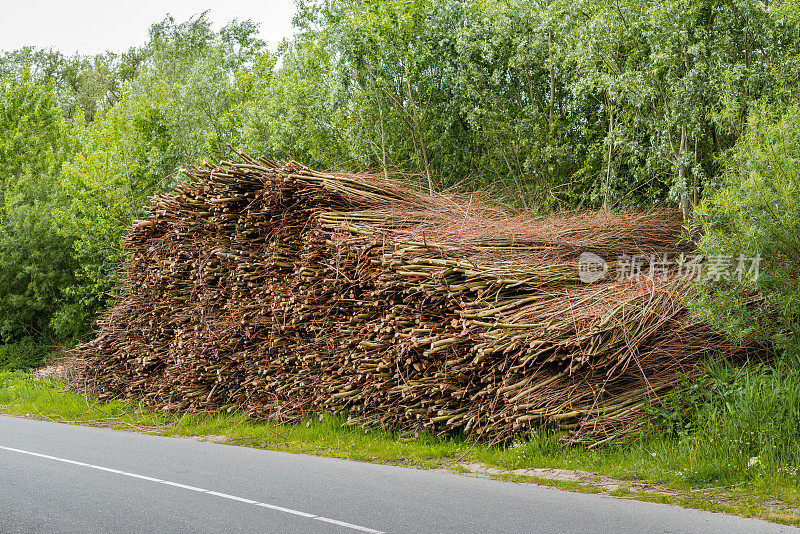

{"left": 0, "top": 342, "right": 50, "bottom": 371}
{"left": 0, "top": 3, "right": 797, "bottom": 357}
{"left": 269, "top": 0, "right": 797, "bottom": 213}
{"left": 0, "top": 71, "right": 79, "bottom": 342}
{"left": 696, "top": 104, "right": 800, "bottom": 356}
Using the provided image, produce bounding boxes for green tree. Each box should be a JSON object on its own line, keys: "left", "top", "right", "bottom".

{"left": 0, "top": 70, "right": 79, "bottom": 341}
{"left": 696, "top": 104, "right": 800, "bottom": 356}
{"left": 0, "top": 46, "right": 145, "bottom": 121}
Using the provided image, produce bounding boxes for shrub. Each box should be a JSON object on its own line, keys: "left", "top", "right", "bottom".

{"left": 696, "top": 104, "right": 800, "bottom": 356}
{"left": 0, "top": 341, "right": 50, "bottom": 371}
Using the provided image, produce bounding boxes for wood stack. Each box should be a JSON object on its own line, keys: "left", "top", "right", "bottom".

{"left": 74, "top": 152, "right": 762, "bottom": 445}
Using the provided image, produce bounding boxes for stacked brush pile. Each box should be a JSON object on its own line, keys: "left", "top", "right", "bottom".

{"left": 74, "top": 151, "right": 763, "bottom": 445}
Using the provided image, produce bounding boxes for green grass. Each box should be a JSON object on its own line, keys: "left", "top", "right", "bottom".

{"left": 2, "top": 367, "right": 800, "bottom": 526}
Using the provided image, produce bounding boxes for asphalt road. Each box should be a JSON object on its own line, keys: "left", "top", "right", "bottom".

{"left": 0, "top": 415, "right": 796, "bottom": 534}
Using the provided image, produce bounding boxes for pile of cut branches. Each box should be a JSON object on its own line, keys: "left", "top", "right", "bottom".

{"left": 74, "top": 152, "right": 762, "bottom": 445}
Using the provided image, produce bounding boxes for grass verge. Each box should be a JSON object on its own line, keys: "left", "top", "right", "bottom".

{"left": 1, "top": 368, "right": 800, "bottom": 526}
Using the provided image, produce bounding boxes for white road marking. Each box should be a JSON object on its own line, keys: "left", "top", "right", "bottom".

{"left": 204, "top": 490, "right": 260, "bottom": 504}
{"left": 316, "top": 516, "right": 387, "bottom": 533}
{"left": 256, "top": 502, "right": 317, "bottom": 518}
{"left": 0, "top": 444, "right": 384, "bottom": 534}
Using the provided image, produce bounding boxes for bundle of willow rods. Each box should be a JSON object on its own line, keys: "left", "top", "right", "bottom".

{"left": 74, "top": 152, "right": 763, "bottom": 445}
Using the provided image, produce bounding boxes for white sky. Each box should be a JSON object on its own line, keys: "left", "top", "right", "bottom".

{"left": 0, "top": 0, "right": 298, "bottom": 55}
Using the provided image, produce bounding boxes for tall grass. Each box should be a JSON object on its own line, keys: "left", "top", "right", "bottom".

{"left": 652, "top": 358, "right": 800, "bottom": 485}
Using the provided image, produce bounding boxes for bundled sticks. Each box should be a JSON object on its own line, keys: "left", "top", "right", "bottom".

{"left": 74, "top": 153, "right": 763, "bottom": 445}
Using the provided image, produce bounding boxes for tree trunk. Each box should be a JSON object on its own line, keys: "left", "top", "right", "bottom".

{"left": 679, "top": 125, "right": 689, "bottom": 220}
{"left": 679, "top": 165, "right": 689, "bottom": 220}
{"left": 548, "top": 30, "right": 555, "bottom": 129}
{"left": 403, "top": 60, "right": 433, "bottom": 193}
{"left": 604, "top": 111, "right": 615, "bottom": 210}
